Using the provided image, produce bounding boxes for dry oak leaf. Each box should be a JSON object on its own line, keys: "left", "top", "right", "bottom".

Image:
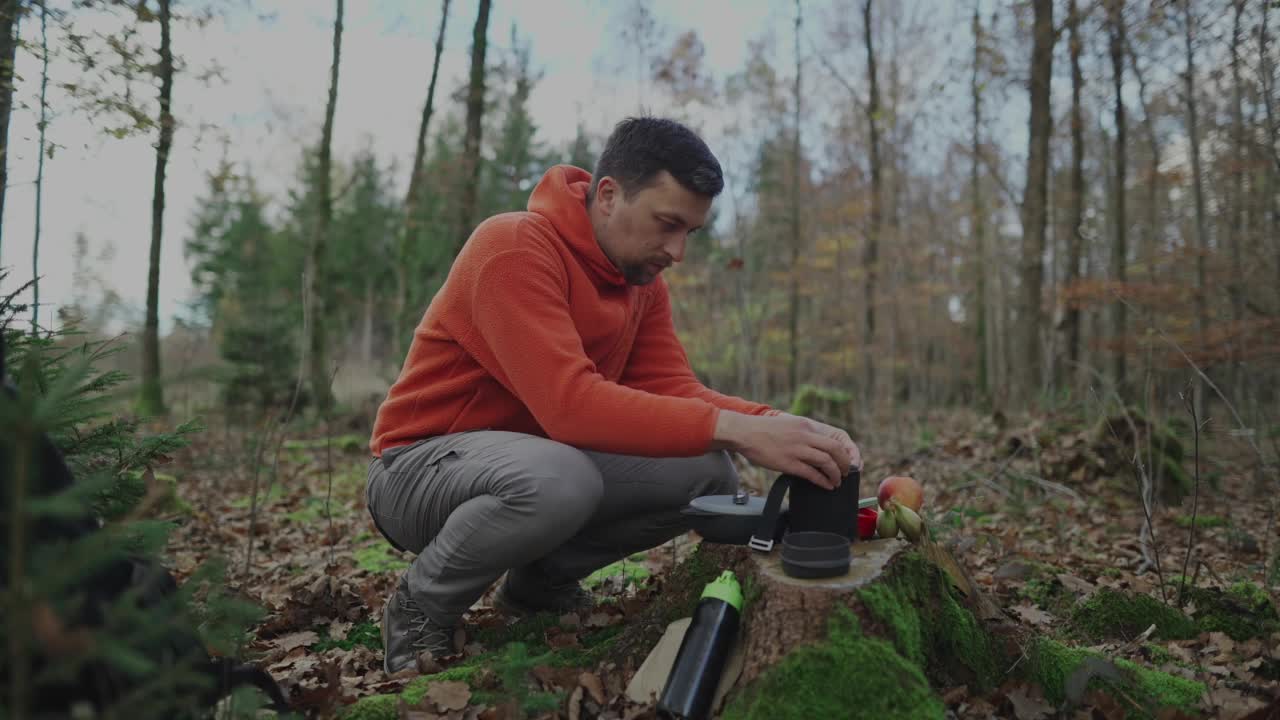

{"left": 426, "top": 680, "right": 472, "bottom": 712}
{"left": 579, "top": 671, "right": 607, "bottom": 704}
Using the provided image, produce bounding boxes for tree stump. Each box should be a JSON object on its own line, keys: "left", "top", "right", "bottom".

{"left": 619, "top": 537, "right": 1016, "bottom": 719}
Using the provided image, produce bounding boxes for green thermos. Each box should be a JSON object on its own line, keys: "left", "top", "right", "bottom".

{"left": 656, "top": 570, "right": 743, "bottom": 720}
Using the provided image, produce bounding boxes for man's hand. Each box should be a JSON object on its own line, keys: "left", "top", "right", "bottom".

{"left": 712, "top": 411, "right": 862, "bottom": 491}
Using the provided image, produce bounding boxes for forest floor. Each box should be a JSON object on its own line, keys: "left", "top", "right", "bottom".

{"left": 158, "top": 406, "right": 1280, "bottom": 719}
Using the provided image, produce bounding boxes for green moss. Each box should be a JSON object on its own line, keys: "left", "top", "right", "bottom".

{"left": 1116, "top": 658, "right": 1205, "bottom": 711}
{"left": 1070, "top": 589, "right": 1196, "bottom": 641}
{"left": 1173, "top": 514, "right": 1227, "bottom": 529}
{"left": 584, "top": 559, "right": 650, "bottom": 589}
{"left": 1026, "top": 638, "right": 1205, "bottom": 716}
{"left": 858, "top": 584, "right": 924, "bottom": 666}
{"left": 1142, "top": 643, "right": 1173, "bottom": 666}
{"left": 341, "top": 693, "right": 398, "bottom": 720}
{"left": 722, "top": 607, "right": 944, "bottom": 720}
{"left": 1185, "top": 582, "right": 1280, "bottom": 641}
{"left": 353, "top": 544, "right": 410, "bottom": 573}
{"left": 857, "top": 552, "right": 1000, "bottom": 689}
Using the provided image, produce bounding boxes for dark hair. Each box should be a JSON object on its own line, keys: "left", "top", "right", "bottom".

{"left": 588, "top": 116, "right": 723, "bottom": 204}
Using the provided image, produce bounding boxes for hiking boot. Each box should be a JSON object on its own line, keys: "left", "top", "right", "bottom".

{"left": 380, "top": 576, "right": 456, "bottom": 675}
{"left": 492, "top": 573, "right": 594, "bottom": 617}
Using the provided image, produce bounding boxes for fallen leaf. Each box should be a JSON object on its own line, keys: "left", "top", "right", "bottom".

{"left": 416, "top": 651, "right": 443, "bottom": 675}
{"left": 546, "top": 628, "right": 580, "bottom": 649}
{"left": 1083, "top": 688, "right": 1128, "bottom": 720}
{"left": 585, "top": 611, "right": 619, "bottom": 628}
{"left": 426, "top": 680, "right": 472, "bottom": 712}
{"left": 567, "top": 685, "right": 584, "bottom": 720}
{"left": 275, "top": 629, "right": 320, "bottom": 652}
{"left": 1207, "top": 632, "right": 1235, "bottom": 657}
{"left": 1005, "top": 684, "right": 1053, "bottom": 720}
{"left": 1056, "top": 573, "right": 1097, "bottom": 597}
{"left": 994, "top": 561, "right": 1034, "bottom": 581}
{"left": 941, "top": 685, "right": 969, "bottom": 704}
{"left": 1013, "top": 603, "right": 1055, "bottom": 626}
{"left": 579, "top": 672, "right": 606, "bottom": 704}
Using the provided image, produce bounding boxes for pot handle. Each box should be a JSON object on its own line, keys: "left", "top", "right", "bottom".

{"left": 748, "top": 475, "right": 791, "bottom": 552}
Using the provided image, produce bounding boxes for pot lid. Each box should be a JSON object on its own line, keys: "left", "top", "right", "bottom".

{"left": 688, "top": 493, "right": 769, "bottom": 516}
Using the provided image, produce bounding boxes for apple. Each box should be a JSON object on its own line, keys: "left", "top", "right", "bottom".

{"left": 877, "top": 475, "right": 924, "bottom": 513}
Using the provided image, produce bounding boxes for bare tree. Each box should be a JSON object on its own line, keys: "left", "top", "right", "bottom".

{"left": 31, "top": 1, "right": 48, "bottom": 335}
{"left": 0, "top": 0, "right": 19, "bottom": 254}
{"left": 1228, "top": 0, "right": 1247, "bottom": 395}
{"left": 787, "top": 0, "right": 804, "bottom": 397}
{"left": 1061, "top": 0, "right": 1086, "bottom": 390}
{"left": 305, "top": 0, "right": 343, "bottom": 413}
{"left": 1019, "top": 0, "right": 1054, "bottom": 400}
{"left": 392, "top": 0, "right": 450, "bottom": 362}
{"left": 863, "top": 0, "right": 883, "bottom": 407}
{"left": 970, "top": 4, "right": 995, "bottom": 406}
{"left": 1126, "top": 35, "right": 1160, "bottom": 288}
{"left": 1108, "top": 0, "right": 1128, "bottom": 398}
{"left": 1181, "top": 0, "right": 1209, "bottom": 413}
{"left": 455, "top": 0, "right": 491, "bottom": 252}
{"left": 139, "top": 0, "right": 174, "bottom": 416}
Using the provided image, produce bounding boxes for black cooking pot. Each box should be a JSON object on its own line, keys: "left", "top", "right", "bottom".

{"left": 682, "top": 469, "right": 862, "bottom": 550}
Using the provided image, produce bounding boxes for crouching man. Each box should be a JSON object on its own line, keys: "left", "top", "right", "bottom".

{"left": 365, "top": 116, "right": 861, "bottom": 674}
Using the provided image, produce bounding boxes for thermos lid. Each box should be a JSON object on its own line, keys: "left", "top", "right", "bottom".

{"left": 700, "top": 570, "right": 743, "bottom": 610}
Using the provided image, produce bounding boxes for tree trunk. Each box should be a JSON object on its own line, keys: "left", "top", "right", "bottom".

{"left": 863, "top": 0, "right": 882, "bottom": 409}
{"left": 1019, "top": 0, "right": 1054, "bottom": 402}
{"left": 31, "top": 1, "right": 47, "bottom": 336}
{"left": 362, "top": 280, "right": 375, "bottom": 364}
{"left": 1061, "top": 0, "right": 1084, "bottom": 392}
{"left": 971, "top": 5, "right": 988, "bottom": 407}
{"left": 1108, "top": 0, "right": 1127, "bottom": 400}
{"left": 393, "top": 0, "right": 450, "bottom": 362}
{"left": 1181, "top": 0, "right": 1209, "bottom": 414}
{"left": 1229, "top": 0, "right": 1247, "bottom": 396}
{"left": 306, "top": 0, "right": 343, "bottom": 413}
{"left": 1127, "top": 38, "right": 1160, "bottom": 288}
{"left": 139, "top": 0, "right": 173, "bottom": 416}
{"left": 455, "top": 0, "right": 491, "bottom": 254}
{"left": 787, "top": 0, "right": 802, "bottom": 399}
{"left": 0, "top": 0, "right": 19, "bottom": 255}
{"left": 1265, "top": 0, "right": 1280, "bottom": 311}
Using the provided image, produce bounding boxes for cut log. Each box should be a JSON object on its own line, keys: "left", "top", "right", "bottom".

{"left": 613, "top": 536, "right": 1206, "bottom": 720}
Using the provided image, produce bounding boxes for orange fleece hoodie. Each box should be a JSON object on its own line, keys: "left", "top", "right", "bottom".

{"left": 369, "top": 165, "right": 776, "bottom": 458}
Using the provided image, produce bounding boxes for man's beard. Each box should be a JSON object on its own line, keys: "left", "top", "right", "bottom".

{"left": 621, "top": 261, "right": 660, "bottom": 286}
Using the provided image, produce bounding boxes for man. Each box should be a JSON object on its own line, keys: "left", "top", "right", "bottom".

{"left": 366, "top": 116, "right": 860, "bottom": 674}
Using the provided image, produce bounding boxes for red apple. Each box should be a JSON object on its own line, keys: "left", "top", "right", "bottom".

{"left": 877, "top": 475, "right": 924, "bottom": 512}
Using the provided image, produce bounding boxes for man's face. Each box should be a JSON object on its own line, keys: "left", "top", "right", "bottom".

{"left": 593, "top": 170, "right": 712, "bottom": 285}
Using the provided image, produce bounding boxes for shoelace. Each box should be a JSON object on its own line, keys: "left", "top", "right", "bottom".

{"left": 402, "top": 597, "right": 452, "bottom": 652}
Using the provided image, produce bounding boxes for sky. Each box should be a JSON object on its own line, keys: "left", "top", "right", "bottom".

{"left": 0, "top": 0, "right": 784, "bottom": 333}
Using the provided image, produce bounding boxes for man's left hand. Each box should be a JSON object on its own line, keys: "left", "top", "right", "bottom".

{"left": 773, "top": 412, "right": 862, "bottom": 475}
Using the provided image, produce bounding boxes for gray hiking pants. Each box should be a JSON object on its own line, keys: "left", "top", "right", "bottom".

{"left": 365, "top": 430, "right": 738, "bottom": 625}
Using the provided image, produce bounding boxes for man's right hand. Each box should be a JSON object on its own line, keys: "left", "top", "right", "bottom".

{"left": 711, "top": 411, "right": 853, "bottom": 490}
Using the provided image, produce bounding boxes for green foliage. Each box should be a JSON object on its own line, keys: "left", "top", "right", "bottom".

{"left": 0, "top": 282, "right": 261, "bottom": 718}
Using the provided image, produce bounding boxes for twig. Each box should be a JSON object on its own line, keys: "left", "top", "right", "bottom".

{"left": 1177, "top": 384, "right": 1205, "bottom": 608}
{"left": 1086, "top": 376, "right": 1168, "bottom": 604}
{"left": 244, "top": 270, "right": 312, "bottom": 577}
{"left": 325, "top": 363, "right": 340, "bottom": 569}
